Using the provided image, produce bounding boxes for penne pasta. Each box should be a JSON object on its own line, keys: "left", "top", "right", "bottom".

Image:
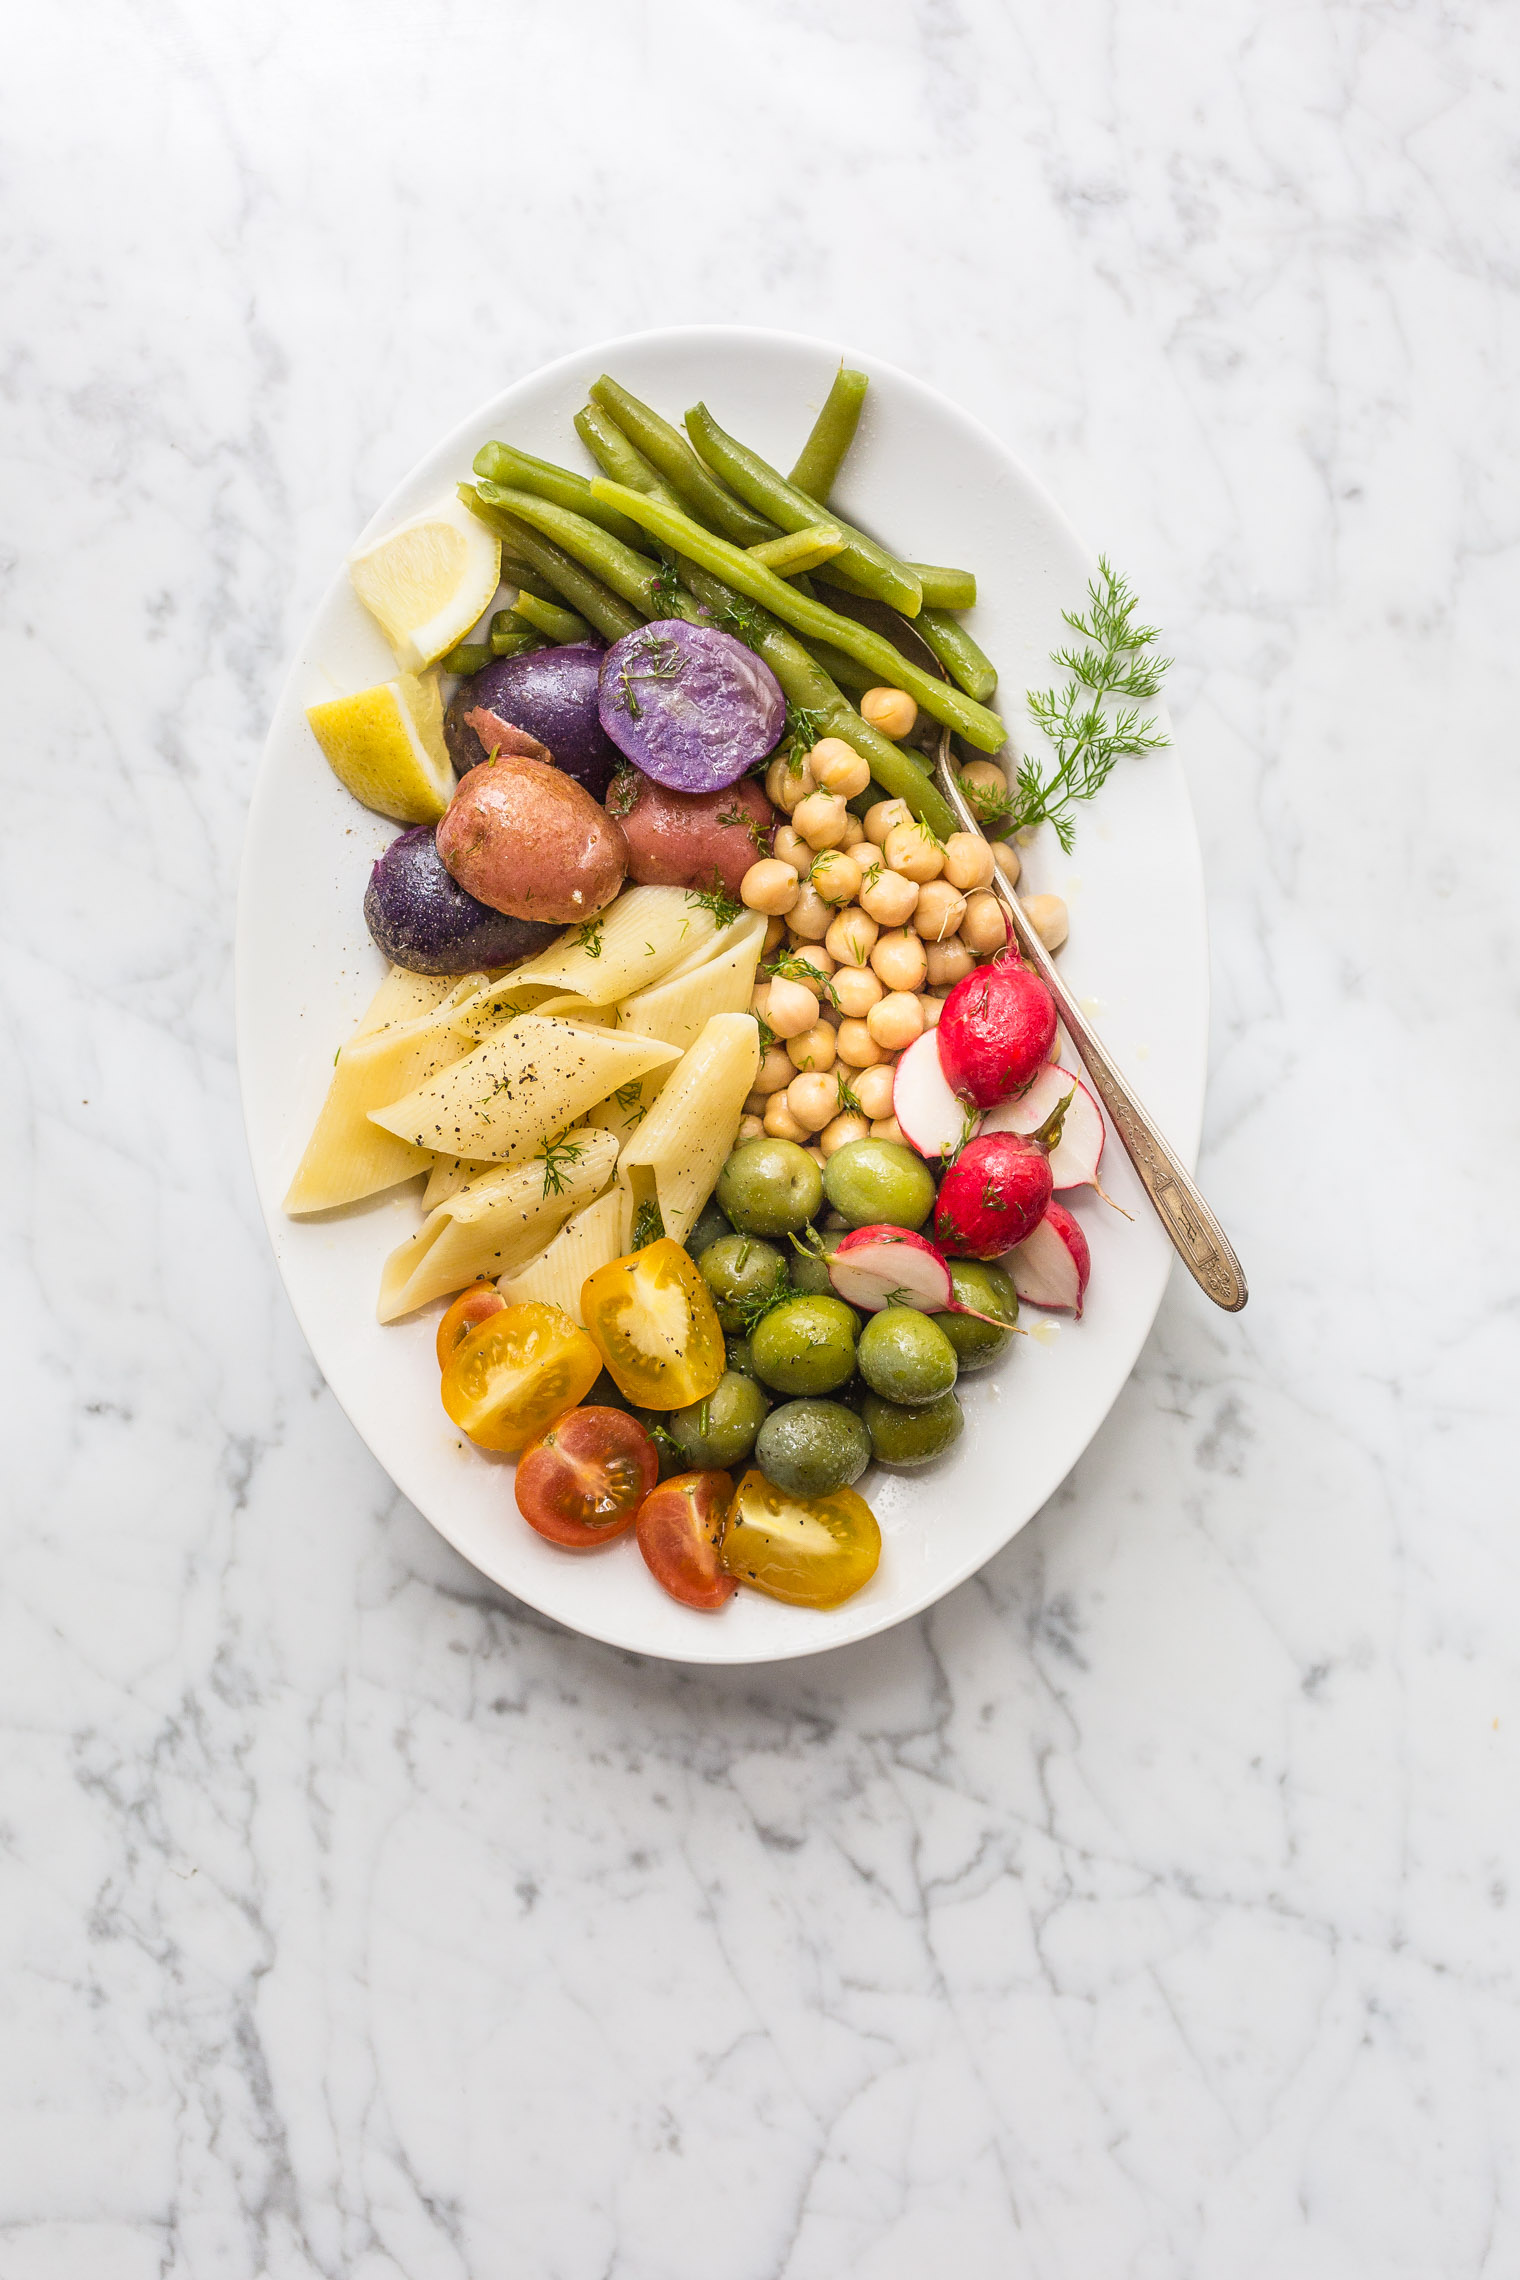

{"left": 284, "top": 989, "right": 482, "bottom": 1215}
{"left": 476, "top": 886, "right": 730, "bottom": 1007}
{"left": 615, "top": 1011, "right": 760, "bottom": 1247}
{"left": 377, "top": 1128, "right": 618, "bottom": 1322}
{"left": 367, "top": 1016, "right": 681, "bottom": 1164}
{"left": 495, "top": 1190, "right": 625, "bottom": 1324}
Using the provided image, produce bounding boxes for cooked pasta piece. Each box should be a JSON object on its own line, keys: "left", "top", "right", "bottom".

{"left": 616, "top": 1012, "right": 761, "bottom": 1246}
{"left": 368, "top": 1016, "right": 681, "bottom": 1164}
{"left": 354, "top": 965, "right": 465, "bottom": 1038}
{"left": 616, "top": 911, "right": 766, "bottom": 1052}
{"left": 495, "top": 1190, "right": 625, "bottom": 1324}
{"left": 377, "top": 1128, "right": 618, "bottom": 1322}
{"left": 284, "top": 990, "right": 480, "bottom": 1215}
{"left": 479, "top": 886, "right": 729, "bottom": 1006}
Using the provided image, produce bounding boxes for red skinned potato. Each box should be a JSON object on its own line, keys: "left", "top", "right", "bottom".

{"left": 612, "top": 770, "right": 772, "bottom": 898}
{"left": 437, "top": 752, "right": 628, "bottom": 922}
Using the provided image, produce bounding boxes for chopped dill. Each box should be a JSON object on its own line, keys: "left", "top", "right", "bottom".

{"left": 834, "top": 1072, "right": 863, "bottom": 1116}
{"left": 577, "top": 917, "right": 605, "bottom": 960}
{"left": 715, "top": 592, "right": 770, "bottom": 650}
{"left": 540, "top": 1131, "right": 588, "bottom": 1199}
{"left": 734, "top": 1259, "right": 791, "bottom": 1334}
{"left": 765, "top": 947, "right": 840, "bottom": 1008}
{"left": 717, "top": 799, "right": 771, "bottom": 852}
{"left": 609, "top": 630, "right": 684, "bottom": 721}
{"left": 685, "top": 882, "right": 743, "bottom": 931}
{"left": 631, "top": 1196, "right": 665, "bottom": 1248}
{"left": 649, "top": 548, "right": 685, "bottom": 617}
{"left": 606, "top": 767, "right": 641, "bottom": 819}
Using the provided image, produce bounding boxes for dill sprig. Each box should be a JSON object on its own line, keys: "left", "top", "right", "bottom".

{"left": 715, "top": 591, "right": 771, "bottom": 650}
{"left": 609, "top": 630, "right": 684, "bottom": 721}
{"left": 717, "top": 799, "right": 771, "bottom": 852}
{"left": 1015, "top": 559, "right": 1170, "bottom": 853}
{"left": 764, "top": 948, "right": 840, "bottom": 1009}
{"left": 631, "top": 1197, "right": 666, "bottom": 1248}
{"left": 611, "top": 1079, "right": 648, "bottom": 1131}
{"left": 957, "top": 771, "right": 1017, "bottom": 833}
{"left": 734, "top": 1259, "right": 792, "bottom": 1335}
{"left": 834, "top": 1072, "right": 864, "bottom": 1117}
{"left": 577, "top": 917, "right": 605, "bottom": 959}
{"left": 685, "top": 882, "right": 744, "bottom": 931}
{"left": 540, "top": 1131, "right": 588, "bottom": 1199}
{"left": 649, "top": 548, "right": 686, "bottom": 618}
{"left": 606, "top": 767, "right": 641, "bottom": 819}
{"left": 783, "top": 702, "right": 830, "bottom": 768}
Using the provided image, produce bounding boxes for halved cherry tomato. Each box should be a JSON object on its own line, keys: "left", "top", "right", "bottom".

{"left": 436, "top": 1282, "right": 506, "bottom": 1371}
{"left": 516, "top": 1407, "right": 660, "bottom": 1549}
{"left": 440, "top": 1301, "right": 600, "bottom": 1452}
{"left": 719, "top": 1469, "right": 881, "bottom": 1609}
{"left": 636, "top": 1471, "right": 737, "bottom": 1611}
{"left": 580, "top": 1238, "right": 726, "bottom": 1411}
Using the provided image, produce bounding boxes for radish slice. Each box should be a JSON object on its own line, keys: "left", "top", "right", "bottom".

{"left": 1007, "top": 1204, "right": 1091, "bottom": 1317}
{"left": 828, "top": 1226, "right": 954, "bottom": 1313}
{"left": 983, "top": 1065, "right": 1104, "bottom": 1191}
{"left": 892, "top": 1029, "right": 971, "bottom": 1160}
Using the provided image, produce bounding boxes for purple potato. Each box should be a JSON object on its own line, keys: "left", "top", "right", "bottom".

{"left": 598, "top": 619, "right": 786, "bottom": 794}
{"left": 363, "top": 827, "right": 561, "bottom": 975}
{"left": 443, "top": 644, "right": 616, "bottom": 796}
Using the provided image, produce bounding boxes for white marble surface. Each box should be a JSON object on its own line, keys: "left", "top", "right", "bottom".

{"left": 3, "top": 1, "right": 1518, "bottom": 2273}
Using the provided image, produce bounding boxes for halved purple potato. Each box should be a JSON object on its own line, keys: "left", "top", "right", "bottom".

{"left": 364, "top": 826, "right": 561, "bottom": 974}
{"left": 443, "top": 643, "right": 615, "bottom": 796}
{"left": 598, "top": 620, "right": 785, "bottom": 793}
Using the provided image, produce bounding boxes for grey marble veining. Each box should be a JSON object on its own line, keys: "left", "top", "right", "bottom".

{"left": 3, "top": 2, "right": 1518, "bottom": 2274}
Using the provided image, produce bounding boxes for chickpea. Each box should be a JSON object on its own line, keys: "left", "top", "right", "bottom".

{"left": 793, "top": 790, "right": 849, "bottom": 850}
{"left": 764, "top": 1093, "right": 809, "bottom": 1142}
{"left": 805, "top": 1144, "right": 829, "bottom": 1170}
{"left": 835, "top": 1017, "right": 886, "bottom": 1069}
{"left": 943, "top": 831, "right": 995, "bottom": 893}
{"left": 858, "top": 860, "right": 920, "bottom": 928}
{"left": 786, "top": 1070, "right": 840, "bottom": 1135}
{"left": 925, "top": 935, "right": 974, "bottom": 987}
{"left": 960, "top": 891, "right": 1007, "bottom": 956}
{"left": 883, "top": 820, "right": 945, "bottom": 884}
{"left": 786, "top": 1021, "right": 838, "bottom": 1073}
{"left": 782, "top": 943, "right": 835, "bottom": 990}
{"left": 959, "top": 758, "right": 1007, "bottom": 803}
{"left": 1021, "top": 893, "right": 1070, "bottom": 952}
{"left": 771, "top": 824, "right": 812, "bottom": 876}
{"left": 918, "top": 993, "right": 944, "bottom": 1032}
{"left": 824, "top": 905, "right": 879, "bottom": 968}
{"left": 867, "top": 991, "right": 925, "bottom": 1053}
{"left": 870, "top": 1116, "right": 906, "bottom": 1146}
{"left": 787, "top": 883, "right": 834, "bottom": 942}
{"left": 870, "top": 928, "right": 929, "bottom": 993}
{"left": 853, "top": 1061, "right": 897, "bottom": 1121}
{"left": 992, "top": 840, "right": 1021, "bottom": 888}
{"left": 863, "top": 796, "right": 912, "bottom": 848}
{"left": 763, "top": 914, "right": 788, "bottom": 954}
{"left": 820, "top": 1111, "right": 871, "bottom": 1157}
{"left": 737, "top": 1114, "right": 765, "bottom": 1143}
{"left": 765, "top": 754, "right": 814, "bottom": 813}
{"left": 839, "top": 812, "right": 866, "bottom": 850}
{"left": 807, "top": 737, "right": 871, "bottom": 798}
{"left": 832, "top": 965, "right": 884, "bottom": 1018}
{"left": 811, "top": 848, "right": 862, "bottom": 906}
{"left": 741, "top": 858, "right": 801, "bottom": 917}
{"left": 765, "top": 974, "right": 821, "bottom": 1039}
{"left": 752, "top": 1042, "right": 797, "bottom": 1097}
{"left": 860, "top": 686, "right": 918, "bottom": 739}
{"left": 913, "top": 878, "right": 968, "bottom": 941}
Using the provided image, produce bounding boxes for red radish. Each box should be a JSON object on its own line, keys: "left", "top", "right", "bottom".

{"left": 933, "top": 1131, "right": 1053, "bottom": 1259}
{"left": 983, "top": 1065, "right": 1105, "bottom": 1192}
{"left": 936, "top": 959, "right": 1057, "bottom": 1109}
{"left": 892, "top": 1028, "right": 972, "bottom": 1160}
{"left": 828, "top": 1227, "right": 954, "bottom": 1313}
{"left": 1008, "top": 1203, "right": 1091, "bottom": 1316}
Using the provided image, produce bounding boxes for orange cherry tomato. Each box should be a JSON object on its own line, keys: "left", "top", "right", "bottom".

{"left": 580, "top": 1237, "right": 726, "bottom": 1411}
{"left": 719, "top": 1469, "right": 881, "bottom": 1609}
{"left": 435, "top": 1282, "right": 506, "bottom": 1370}
{"left": 515, "top": 1407, "right": 660, "bottom": 1549}
{"left": 439, "top": 1301, "right": 600, "bottom": 1453}
{"left": 636, "top": 1471, "right": 737, "bottom": 1611}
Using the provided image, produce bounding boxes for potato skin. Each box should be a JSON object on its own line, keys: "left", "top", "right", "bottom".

{"left": 437, "top": 753, "right": 628, "bottom": 923}
{"left": 614, "top": 772, "right": 773, "bottom": 898}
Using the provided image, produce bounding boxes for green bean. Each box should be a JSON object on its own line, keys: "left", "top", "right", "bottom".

{"left": 499, "top": 555, "right": 559, "bottom": 605}
{"left": 472, "top": 479, "right": 705, "bottom": 628}
{"left": 685, "top": 401, "right": 922, "bottom": 618}
{"left": 789, "top": 367, "right": 868, "bottom": 499}
{"left": 586, "top": 477, "right": 1007, "bottom": 754}
{"left": 439, "top": 641, "right": 491, "bottom": 676}
{"left": 472, "top": 441, "right": 649, "bottom": 552}
{"left": 488, "top": 610, "right": 545, "bottom": 660}
{"left": 747, "top": 523, "right": 845, "bottom": 576}
{"left": 801, "top": 638, "right": 878, "bottom": 698}
{"left": 509, "top": 591, "right": 593, "bottom": 644}
{"left": 915, "top": 609, "right": 997, "bottom": 703}
{"left": 458, "top": 486, "right": 642, "bottom": 642}
{"left": 912, "top": 564, "right": 977, "bottom": 611}
{"left": 589, "top": 375, "right": 781, "bottom": 547}
{"left": 574, "top": 403, "right": 687, "bottom": 512}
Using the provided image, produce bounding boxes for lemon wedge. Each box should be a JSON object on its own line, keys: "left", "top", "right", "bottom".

{"left": 348, "top": 497, "right": 502, "bottom": 671}
{"left": 306, "top": 673, "right": 455, "bottom": 824}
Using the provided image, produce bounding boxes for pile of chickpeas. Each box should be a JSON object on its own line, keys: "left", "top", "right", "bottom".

{"left": 736, "top": 699, "right": 1070, "bottom": 1166}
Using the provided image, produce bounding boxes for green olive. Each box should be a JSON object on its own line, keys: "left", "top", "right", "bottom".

{"left": 861, "top": 1388, "right": 964, "bottom": 1468}
{"left": 697, "top": 1234, "right": 789, "bottom": 1333}
{"left": 685, "top": 1197, "right": 733, "bottom": 1259}
{"left": 755, "top": 1400, "right": 871, "bottom": 1497}
{"left": 857, "top": 1306, "right": 959, "bottom": 1405}
{"left": 635, "top": 1410, "right": 690, "bottom": 1479}
{"left": 934, "top": 1258, "right": 1019, "bottom": 1370}
{"left": 668, "top": 1371, "right": 770, "bottom": 1469}
{"left": 785, "top": 1230, "right": 842, "bottom": 1297}
{"left": 725, "top": 1335, "right": 760, "bottom": 1380}
{"left": 717, "top": 1137, "right": 824, "bottom": 1237}
{"left": 821, "top": 1138, "right": 936, "bottom": 1230}
{"left": 749, "top": 1294, "right": 860, "bottom": 1396}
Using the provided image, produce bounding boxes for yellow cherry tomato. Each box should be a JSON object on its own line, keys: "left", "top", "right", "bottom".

{"left": 719, "top": 1469, "right": 881, "bottom": 1609}
{"left": 439, "top": 1300, "right": 600, "bottom": 1453}
{"left": 580, "top": 1238, "right": 726, "bottom": 1411}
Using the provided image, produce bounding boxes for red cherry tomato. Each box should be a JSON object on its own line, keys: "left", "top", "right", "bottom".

{"left": 635, "top": 1470, "right": 737, "bottom": 1611}
{"left": 515, "top": 1406, "right": 660, "bottom": 1549}
{"left": 436, "top": 1282, "right": 506, "bottom": 1370}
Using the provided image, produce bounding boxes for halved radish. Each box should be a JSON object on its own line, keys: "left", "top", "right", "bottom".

{"left": 893, "top": 1029, "right": 970, "bottom": 1159}
{"left": 1007, "top": 1203, "right": 1091, "bottom": 1316}
{"left": 828, "top": 1226, "right": 954, "bottom": 1313}
{"left": 984, "top": 1065, "right": 1105, "bottom": 1192}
